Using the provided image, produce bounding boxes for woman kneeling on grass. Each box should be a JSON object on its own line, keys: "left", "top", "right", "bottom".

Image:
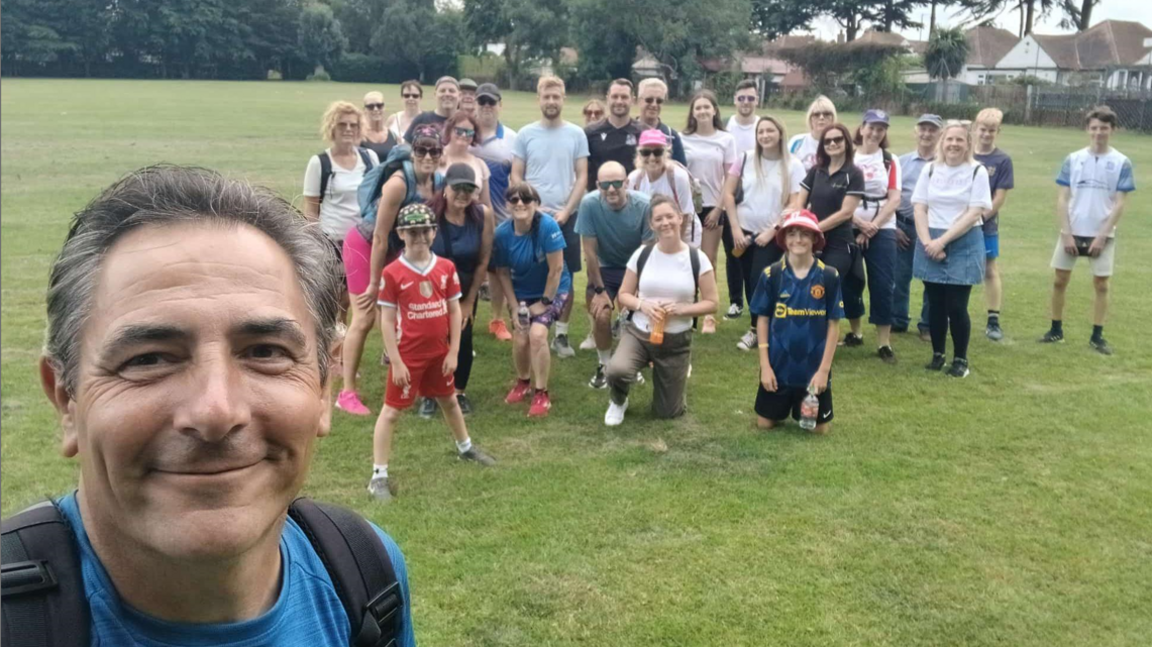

{"left": 605, "top": 195, "right": 719, "bottom": 426}
{"left": 750, "top": 209, "right": 843, "bottom": 434}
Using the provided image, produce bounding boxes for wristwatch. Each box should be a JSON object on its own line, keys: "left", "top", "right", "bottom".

{"left": 540, "top": 296, "right": 553, "bottom": 306}
{"left": 593, "top": 286, "right": 605, "bottom": 295}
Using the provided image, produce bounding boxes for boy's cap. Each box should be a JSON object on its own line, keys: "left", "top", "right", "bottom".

{"left": 396, "top": 203, "right": 437, "bottom": 230}
{"left": 775, "top": 209, "right": 825, "bottom": 251}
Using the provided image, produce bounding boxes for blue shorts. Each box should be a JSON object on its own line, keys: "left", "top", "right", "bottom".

{"left": 984, "top": 233, "right": 999, "bottom": 260}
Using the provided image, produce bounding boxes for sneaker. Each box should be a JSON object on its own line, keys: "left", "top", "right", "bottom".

{"left": 489, "top": 319, "right": 512, "bottom": 341}
{"left": 478, "top": 282, "right": 491, "bottom": 301}
{"left": 725, "top": 303, "right": 743, "bottom": 320}
{"left": 418, "top": 397, "right": 437, "bottom": 419}
{"left": 925, "top": 353, "right": 946, "bottom": 371}
{"left": 878, "top": 346, "right": 898, "bottom": 365}
{"left": 459, "top": 446, "right": 496, "bottom": 466}
{"left": 891, "top": 325, "right": 909, "bottom": 334}
{"left": 635, "top": 371, "right": 645, "bottom": 385}
{"left": 736, "top": 329, "right": 757, "bottom": 351}
{"left": 579, "top": 331, "right": 597, "bottom": 350}
{"left": 1038, "top": 329, "right": 1064, "bottom": 344}
{"left": 456, "top": 393, "right": 474, "bottom": 415}
{"left": 604, "top": 398, "right": 629, "bottom": 426}
{"left": 918, "top": 328, "right": 932, "bottom": 343}
{"left": 336, "top": 390, "right": 371, "bottom": 416}
{"left": 552, "top": 334, "right": 576, "bottom": 358}
{"left": 842, "top": 332, "right": 864, "bottom": 347}
{"left": 1089, "top": 337, "right": 1113, "bottom": 355}
{"left": 589, "top": 364, "right": 608, "bottom": 389}
{"left": 946, "top": 358, "right": 970, "bottom": 378}
{"left": 986, "top": 323, "right": 1004, "bottom": 341}
{"left": 701, "top": 315, "right": 717, "bottom": 334}
{"left": 505, "top": 380, "right": 531, "bottom": 404}
{"left": 528, "top": 390, "right": 551, "bottom": 417}
{"left": 367, "top": 477, "right": 393, "bottom": 502}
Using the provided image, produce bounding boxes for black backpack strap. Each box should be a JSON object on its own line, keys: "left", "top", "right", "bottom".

{"left": 318, "top": 152, "right": 333, "bottom": 204}
{"left": 358, "top": 147, "right": 375, "bottom": 170}
{"left": 288, "top": 498, "right": 402, "bottom": 647}
{"left": 635, "top": 243, "right": 655, "bottom": 281}
{"left": 1, "top": 500, "right": 89, "bottom": 647}
{"left": 689, "top": 246, "right": 700, "bottom": 299}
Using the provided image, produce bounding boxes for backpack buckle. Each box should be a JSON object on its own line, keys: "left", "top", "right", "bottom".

{"left": 1, "top": 560, "right": 58, "bottom": 597}
{"left": 355, "top": 581, "right": 401, "bottom": 647}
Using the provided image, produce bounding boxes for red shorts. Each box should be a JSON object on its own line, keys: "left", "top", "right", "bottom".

{"left": 384, "top": 355, "right": 456, "bottom": 409}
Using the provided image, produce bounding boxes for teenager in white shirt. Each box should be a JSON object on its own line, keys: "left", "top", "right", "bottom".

{"left": 1040, "top": 105, "right": 1135, "bottom": 355}
{"left": 726, "top": 79, "right": 759, "bottom": 155}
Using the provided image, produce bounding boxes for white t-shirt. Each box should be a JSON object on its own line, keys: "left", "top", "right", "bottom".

{"left": 627, "top": 244, "right": 714, "bottom": 334}
{"left": 852, "top": 149, "right": 902, "bottom": 230}
{"left": 726, "top": 116, "right": 758, "bottom": 156}
{"left": 729, "top": 154, "right": 806, "bottom": 233}
{"left": 628, "top": 165, "right": 700, "bottom": 247}
{"left": 1057, "top": 147, "right": 1136, "bottom": 238}
{"left": 682, "top": 130, "right": 737, "bottom": 209}
{"left": 788, "top": 133, "right": 821, "bottom": 171}
{"left": 303, "top": 148, "right": 380, "bottom": 241}
{"left": 911, "top": 161, "right": 993, "bottom": 230}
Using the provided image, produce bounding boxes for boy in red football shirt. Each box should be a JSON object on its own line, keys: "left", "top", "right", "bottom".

{"left": 369, "top": 204, "right": 495, "bottom": 502}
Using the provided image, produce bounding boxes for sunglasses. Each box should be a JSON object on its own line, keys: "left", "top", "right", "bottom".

{"left": 823, "top": 135, "right": 846, "bottom": 146}
{"left": 402, "top": 93, "right": 421, "bottom": 99}
{"left": 506, "top": 195, "right": 535, "bottom": 205}
{"left": 584, "top": 110, "right": 604, "bottom": 118}
{"left": 811, "top": 111, "right": 834, "bottom": 119}
{"left": 454, "top": 127, "right": 476, "bottom": 138}
{"left": 452, "top": 183, "right": 478, "bottom": 195}
{"left": 336, "top": 122, "right": 360, "bottom": 130}
{"left": 639, "top": 148, "right": 665, "bottom": 158}
{"left": 412, "top": 146, "right": 443, "bottom": 158}
{"left": 736, "top": 96, "right": 757, "bottom": 103}
{"left": 364, "top": 103, "right": 385, "bottom": 110}
{"left": 478, "top": 97, "right": 498, "bottom": 107}
{"left": 598, "top": 180, "right": 625, "bottom": 190}
{"left": 643, "top": 97, "right": 665, "bottom": 105}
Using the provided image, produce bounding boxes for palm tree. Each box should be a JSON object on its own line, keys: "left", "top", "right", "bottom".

{"left": 925, "top": 26, "right": 969, "bottom": 101}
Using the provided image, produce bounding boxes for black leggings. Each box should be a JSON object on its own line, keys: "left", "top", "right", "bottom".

{"left": 741, "top": 240, "right": 784, "bottom": 327}
{"left": 923, "top": 282, "right": 972, "bottom": 360}
{"left": 720, "top": 213, "right": 744, "bottom": 306}
{"left": 455, "top": 318, "right": 474, "bottom": 391}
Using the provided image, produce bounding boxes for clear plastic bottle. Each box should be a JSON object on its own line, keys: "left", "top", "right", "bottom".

{"left": 731, "top": 234, "right": 754, "bottom": 258}
{"left": 649, "top": 314, "right": 665, "bottom": 345}
{"left": 799, "top": 386, "right": 820, "bottom": 430}
{"left": 517, "top": 301, "right": 530, "bottom": 332}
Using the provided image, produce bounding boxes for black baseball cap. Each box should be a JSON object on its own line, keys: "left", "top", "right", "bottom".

{"left": 444, "top": 163, "right": 478, "bottom": 188}
{"left": 476, "top": 83, "right": 502, "bottom": 102}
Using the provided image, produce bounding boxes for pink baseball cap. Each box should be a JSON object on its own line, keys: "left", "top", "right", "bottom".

{"left": 638, "top": 129, "right": 668, "bottom": 148}
{"left": 775, "top": 209, "right": 825, "bottom": 251}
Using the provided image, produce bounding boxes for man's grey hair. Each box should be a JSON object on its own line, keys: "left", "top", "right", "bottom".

{"left": 44, "top": 165, "right": 342, "bottom": 394}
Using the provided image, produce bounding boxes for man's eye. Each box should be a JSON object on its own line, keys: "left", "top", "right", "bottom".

{"left": 119, "top": 353, "right": 172, "bottom": 372}
{"left": 246, "top": 344, "right": 290, "bottom": 360}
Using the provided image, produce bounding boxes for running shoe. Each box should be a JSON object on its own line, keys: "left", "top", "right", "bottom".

{"left": 925, "top": 353, "right": 946, "bottom": 371}
{"left": 842, "top": 332, "right": 864, "bottom": 347}
{"left": 946, "top": 358, "right": 970, "bottom": 378}
{"left": 478, "top": 282, "right": 491, "bottom": 301}
{"left": 878, "top": 346, "right": 897, "bottom": 365}
{"left": 604, "top": 398, "right": 629, "bottom": 426}
{"left": 489, "top": 319, "right": 512, "bottom": 341}
{"left": 505, "top": 380, "right": 532, "bottom": 404}
{"left": 1089, "top": 337, "right": 1113, "bottom": 355}
{"left": 418, "top": 397, "right": 437, "bottom": 419}
{"left": 459, "top": 446, "right": 496, "bottom": 466}
{"left": 336, "top": 390, "right": 371, "bottom": 416}
{"left": 736, "top": 329, "right": 757, "bottom": 351}
{"left": 1038, "top": 329, "right": 1064, "bottom": 344}
{"left": 579, "top": 331, "right": 597, "bottom": 350}
{"left": 725, "top": 303, "right": 743, "bottom": 320}
{"left": 456, "top": 393, "right": 474, "bottom": 415}
{"left": 918, "top": 328, "right": 932, "bottom": 343}
{"left": 701, "top": 315, "right": 717, "bottom": 334}
{"left": 985, "top": 323, "right": 1004, "bottom": 341}
{"left": 528, "top": 390, "right": 552, "bottom": 417}
{"left": 367, "top": 477, "right": 393, "bottom": 502}
{"left": 635, "top": 371, "right": 646, "bottom": 385}
{"left": 589, "top": 364, "right": 608, "bottom": 389}
{"left": 552, "top": 334, "right": 576, "bottom": 358}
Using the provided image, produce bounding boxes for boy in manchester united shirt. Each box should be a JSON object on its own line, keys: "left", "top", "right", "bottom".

{"left": 368, "top": 204, "right": 495, "bottom": 502}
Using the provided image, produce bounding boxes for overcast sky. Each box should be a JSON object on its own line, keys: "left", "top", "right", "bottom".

{"left": 809, "top": 0, "right": 1152, "bottom": 42}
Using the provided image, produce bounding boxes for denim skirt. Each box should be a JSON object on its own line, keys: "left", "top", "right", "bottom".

{"left": 913, "top": 226, "right": 985, "bottom": 286}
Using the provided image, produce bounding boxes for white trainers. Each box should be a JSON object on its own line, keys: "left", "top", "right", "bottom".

{"left": 605, "top": 398, "right": 629, "bottom": 426}
{"left": 736, "top": 329, "right": 758, "bottom": 351}
{"left": 579, "top": 332, "right": 597, "bottom": 350}
{"left": 725, "top": 303, "right": 743, "bottom": 319}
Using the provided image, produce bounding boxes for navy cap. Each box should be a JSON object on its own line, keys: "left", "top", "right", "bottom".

{"left": 863, "top": 109, "right": 890, "bottom": 126}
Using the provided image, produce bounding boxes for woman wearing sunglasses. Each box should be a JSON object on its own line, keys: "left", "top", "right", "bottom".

{"left": 582, "top": 99, "right": 606, "bottom": 126}
{"left": 417, "top": 163, "right": 495, "bottom": 417}
{"left": 627, "top": 129, "right": 697, "bottom": 244}
{"left": 788, "top": 95, "right": 838, "bottom": 171}
{"left": 336, "top": 124, "right": 445, "bottom": 417}
{"left": 361, "top": 91, "right": 399, "bottom": 161}
{"left": 491, "top": 182, "right": 573, "bottom": 418}
{"left": 794, "top": 123, "right": 865, "bottom": 304}
{"left": 439, "top": 111, "right": 493, "bottom": 211}
{"left": 386, "top": 80, "right": 423, "bottom": 142}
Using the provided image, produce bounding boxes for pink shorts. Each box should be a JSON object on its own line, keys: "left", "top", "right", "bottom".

{"left": 342, "top": 227, "right": 372, "bottom": 294}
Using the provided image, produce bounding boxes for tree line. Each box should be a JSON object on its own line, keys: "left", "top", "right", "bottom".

{"left": 1, "top": 0, "right": 1105, "bottom": 84}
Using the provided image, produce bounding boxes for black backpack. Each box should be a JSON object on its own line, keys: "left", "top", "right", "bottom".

{"left": 318, "top": 148, "right": 376, "bottom": 204}
{"left": 1, "top": 498, "right": 403, "bottom": 647}
{"left": 632, "top": 243, "right": 702, "bottom": 328}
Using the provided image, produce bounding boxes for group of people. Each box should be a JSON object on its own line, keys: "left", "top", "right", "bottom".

{"left": 299, "top": 75, "right": 1135, "bottom": 501}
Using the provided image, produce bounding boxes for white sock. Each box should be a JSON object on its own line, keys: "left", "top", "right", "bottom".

{"left": 597, "top": 349, "right": 612, "bottom": 365}
{"left": 556, "top": 322, "right": 569, "bottom": 335}
{"left": 372, "top": 464, "right": 388, "bottom": 479}
{"left": 456, "top": 437, "right": 473, "bottom": 453}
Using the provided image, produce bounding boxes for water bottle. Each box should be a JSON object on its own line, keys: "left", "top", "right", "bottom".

{"left": 799, "top": 386, "right": 819, "bottom": 431}
{"left": 649, "top": 315, "right": 665, "bottom": 345}
{"left": 731, "top": 233, "right": 754, "bottom": 258}
{"left": 517, "top": 301, "right": 530, "bottom": 332}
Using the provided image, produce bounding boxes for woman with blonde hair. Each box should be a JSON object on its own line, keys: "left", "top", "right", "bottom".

{"left": 361, "top": 90, "right": 399, "bottom": 160}
{"left": 721, "top": 115, "right": 806, "bottom": 351}
{"left": 582, "top": 99, "right": 606, "bottom": 126}
{"left": 788, "top": 95, "right": 838, "bottom": 171}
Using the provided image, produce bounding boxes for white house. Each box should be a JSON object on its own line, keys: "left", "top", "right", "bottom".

{"left": 994, "top": 20, "right": 1152, "bottom": 89}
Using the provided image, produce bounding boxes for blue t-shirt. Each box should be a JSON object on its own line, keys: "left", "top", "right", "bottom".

{"left": 512, "top": 121, "right": 589, "bottom": 211}
{"left": 749, "top": 258, "right": 845, "bottom": 388}
{"left": 472, "top": 123, "right": 517, "bottom": 223}
{"left": 573, "top": 191, "right": 653, "bottom": 268}
{"left": 492, "top": 214, "right": 573, "bottom": 300}
{"left": 896, "top": 152, "right": 933, "bottom": 221}
{"left": 974, "top": 148, "right": 1015, "bottom": 235}
{"left": 431, "top": 208, "right": 484, "bottom": 296}
{"left": 56, "top": 492, "right": 416, "bottom": 647}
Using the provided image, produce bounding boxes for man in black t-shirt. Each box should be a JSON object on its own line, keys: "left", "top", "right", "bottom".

{"left": 402, "top": 76, "right": 460, "bottom": 143}
{"left": 585, "top": 78, "right": 643, "bottom": 191}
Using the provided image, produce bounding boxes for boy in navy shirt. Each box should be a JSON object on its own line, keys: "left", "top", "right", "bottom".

{"left": 973, "top": 108, "right": 1015, "bottom": 341}
{"left": 750, "top": 210, "right": 844, "bottom": 434}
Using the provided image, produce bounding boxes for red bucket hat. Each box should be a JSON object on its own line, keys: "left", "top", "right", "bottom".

{"left": 775, "top": 209, "right": 825, "bottom": 251}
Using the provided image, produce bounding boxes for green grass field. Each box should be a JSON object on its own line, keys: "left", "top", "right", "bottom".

{"left": 2, "top": 78, "right": 1151, "bottom": 646}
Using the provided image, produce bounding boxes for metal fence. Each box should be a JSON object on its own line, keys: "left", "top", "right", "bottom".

{"left": 970, "top": 85, "right": 1152, "bottom": 132}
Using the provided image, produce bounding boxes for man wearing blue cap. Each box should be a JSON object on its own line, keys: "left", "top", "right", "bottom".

{"left": 893, "top": 114, "right": 943, "bottom": 339}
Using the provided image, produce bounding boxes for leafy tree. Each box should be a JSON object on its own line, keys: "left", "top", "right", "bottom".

{"left": 373, "top": 0, "right": 462, "bottom": 82}
{"left": 968, "top": 0, "right": 1056, "bottom": 35}
{"left": 463, "top": 0, "right": 568, "bottom": 90}
{"left": 777, "top": 40, "right": 907, "bottom": 94}
{"left": 750, "top": 0, "right": 820, "bottom": 39}
{"left": 299, "top": 2, "right": 348, "bottom": 73}
{"left": 925, "top": 26, "right": 968, "bottom": 80}
{"left": 1059, "top": 0, "right": 1100, "bottom": 31}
